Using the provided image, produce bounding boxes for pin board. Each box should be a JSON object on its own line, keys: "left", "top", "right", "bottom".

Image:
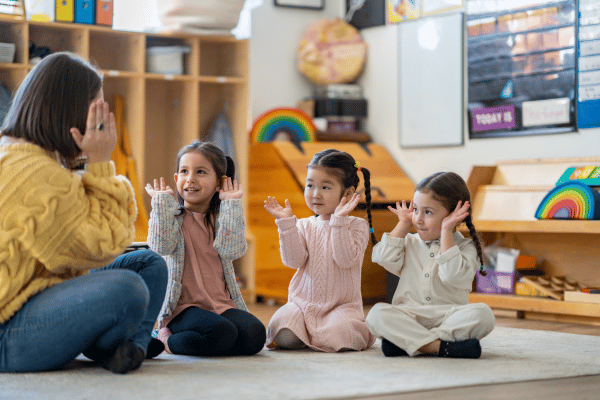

{"left": 398, "top": 12, "right": 464, "bottom": 148}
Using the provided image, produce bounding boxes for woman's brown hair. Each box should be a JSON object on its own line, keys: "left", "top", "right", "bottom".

{"left": 416, "top": 172, "right": 486, "bottom": 276}
{"left": 1, "top": 52, "right": 103, "bottom": 163}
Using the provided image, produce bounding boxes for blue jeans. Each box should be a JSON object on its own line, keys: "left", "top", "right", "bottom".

{"left": 0, "top": 249, "right": 167, "bottom": 372}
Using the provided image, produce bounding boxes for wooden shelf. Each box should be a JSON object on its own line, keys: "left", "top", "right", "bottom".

{"left": 0, "top": 16, "right": 255, "bottom": 300}
{"left": 468, "top": 157, "right": 600, "bottom": 325}
{"left": 469, "top": 293, "right": 600, "bottom": 318}
{"left": 473, "top": 219, "right": 600, "bottom": 234}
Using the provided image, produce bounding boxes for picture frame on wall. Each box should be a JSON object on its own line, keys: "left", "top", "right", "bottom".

{"left": 274, "top": 0, "right": 324, "bottom": 10}
{"left": 0, "top": 0, "right": 25, "bottom": 19}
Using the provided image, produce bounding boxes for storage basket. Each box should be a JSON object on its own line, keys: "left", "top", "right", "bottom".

{"left": 146, "top": 46, "right": 190, "bottom": 75}
{"left": 0, "top": 43, "right": 16, "bottom": 63}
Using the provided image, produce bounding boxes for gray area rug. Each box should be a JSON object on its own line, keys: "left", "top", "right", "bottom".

{"left": 2, "top": 327, "right": 600, "bottom": 400}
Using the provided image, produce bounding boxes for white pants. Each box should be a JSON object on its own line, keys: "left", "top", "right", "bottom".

{"left": 366, "top": 302, "right": 495, "bottom": 356}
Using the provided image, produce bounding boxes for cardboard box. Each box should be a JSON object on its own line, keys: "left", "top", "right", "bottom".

{"left": 476, "top": 270, "right": 518, "bottom": 295}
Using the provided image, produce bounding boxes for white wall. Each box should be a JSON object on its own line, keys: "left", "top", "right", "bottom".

{"left": 250, "top": 0, "right": 599, "bottom": 182}
{"left": 250, "top": 1, "right": 344, "bottom": 120}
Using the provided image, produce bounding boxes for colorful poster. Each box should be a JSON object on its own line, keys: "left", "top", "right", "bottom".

{"left": 387, "top": 0, "right": 421, "bottom": 24}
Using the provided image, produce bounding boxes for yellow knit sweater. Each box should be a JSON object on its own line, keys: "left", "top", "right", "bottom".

{"left": 0, "top": 143, "right": 137, "bottom": 323}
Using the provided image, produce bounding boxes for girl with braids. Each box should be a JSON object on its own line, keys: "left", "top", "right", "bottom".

{"left": 145, "top": 140, "right": 265, "bottom": 356}
{"left": 263, "top": 149, "right": 376, "bottom": 352}
{"left": 366, "top": 172, "right": 495, "bottom": 359}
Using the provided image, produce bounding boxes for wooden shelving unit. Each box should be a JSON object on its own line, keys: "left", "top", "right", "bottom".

{"left": 0, "top": 16, "right": 255, "bottom": 301}
{"left": 467, "top": 157, "right": 600, "bottom": 326}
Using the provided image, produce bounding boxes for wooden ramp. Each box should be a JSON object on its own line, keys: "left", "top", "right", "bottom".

{"left": 249, "top": 141, "right": 415, "bottom": 302}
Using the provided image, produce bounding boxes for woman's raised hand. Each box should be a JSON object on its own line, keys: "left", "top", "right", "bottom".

{"left": 145, "top": 177, "right": 175, "bottom": 198}
{"left": 334, "top": 193, "right": 360, "bottom": 217}
{"left": 264, "top": 196, "right": 293, "bottom": 219}
{"left": 441, "top": 200, "right": 470, "bottom": 233}
{"left": 70, "top": 98, "right": 117, "bottom": 164}
{"left": 220, "top": 176, "right": 243, "bottom": 200}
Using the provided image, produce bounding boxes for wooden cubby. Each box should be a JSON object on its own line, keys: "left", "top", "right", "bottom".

{"left": 249, "top": 142, "right": 415, "bottom": 303}
{"left": 0, "top": 16, "right": 255, "bottom": 301}
{"left": 467, "top": 156, "right": 600, "bottom": 326}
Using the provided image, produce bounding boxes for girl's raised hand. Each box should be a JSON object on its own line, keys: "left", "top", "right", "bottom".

{"left": 264, "top": 196, "right": 293, "bottom": 219}
{"left": 441, "top": 200, "right": 470, "bottom": 232}
{"left": 70, "top": 98, "right": 117, "bottom": 164}
{"left": 334, "top": 193, "right": 360, "bottom": 217}
{"left": 388, "top": 200, "right": 414, "bottom": 225}
{"left": 220, "top": 176, "right": 243, "bottom": 200}
{"left": 145, "top": 177, "right": 175, "bottom": 198}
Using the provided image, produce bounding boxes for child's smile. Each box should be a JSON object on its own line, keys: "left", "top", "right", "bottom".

{"left": 175, "top": 151, "right": 219, "bottom": 213}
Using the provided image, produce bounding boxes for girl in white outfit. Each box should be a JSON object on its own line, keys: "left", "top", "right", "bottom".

{"left": 366, "top": 172, "right": 495, "bottom": 359}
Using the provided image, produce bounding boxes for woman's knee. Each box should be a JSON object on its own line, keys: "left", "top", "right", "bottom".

{"left": 107, "top": 270, "right": 150, "bottom": 316}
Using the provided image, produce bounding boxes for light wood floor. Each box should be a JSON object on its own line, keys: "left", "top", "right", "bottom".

{"left": 247, "top": 303, "right": 600, "bottom": 400}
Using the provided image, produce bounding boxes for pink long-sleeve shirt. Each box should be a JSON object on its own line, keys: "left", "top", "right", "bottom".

{"left": 266, "top": 214, "right": 375, "bottom": 352}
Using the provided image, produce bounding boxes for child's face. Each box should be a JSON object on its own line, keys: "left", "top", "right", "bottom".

{"left": 174, "top": 151, "right": 219, "bottom": 213}
{"left": 411, "top": 190, "right": 450, "bottom": 242}
{"left": 304, "top": 167, "right": 350, "bottom": 220}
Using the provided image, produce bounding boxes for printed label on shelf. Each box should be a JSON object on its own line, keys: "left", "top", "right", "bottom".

{"left": 522, "top": 97, "right": 570, "bottom": 127}
{"left": 217, "top": 76, "right": 227, "bottom": 83}
{"left": 471, "top": 105, "right": 516, "bottom": 132}
{"left": 108, "top": 70, "right": 119, "bottom": 76}
{"left": 164, "top": 74, "right": 175, "bottom": 80}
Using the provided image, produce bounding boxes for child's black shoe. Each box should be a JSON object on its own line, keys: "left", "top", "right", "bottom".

{"left": 381, "top": 338, "right": 409, "bottom": 357}
{"left": 438, "top": 338, "right": 481, "bottom": 359}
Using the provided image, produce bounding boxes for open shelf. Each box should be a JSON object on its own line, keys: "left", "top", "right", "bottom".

{"left": 0, "top": 15, "right": 255, "bottom": 300}
{"left": 474, "top": 219, "right": 600, "bottom": 234}
{"left": 468, "top": 157, "right": 600, "bottom": 325}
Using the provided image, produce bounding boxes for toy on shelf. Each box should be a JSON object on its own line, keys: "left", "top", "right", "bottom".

{"left": 556, "top": 165, "right": 600, "bottom": 186}
{"left": 519, "top": 275, "right": 585, "bottom": 301}
{"left": 250, "top": 107, "right": 315, "bottom": 143}
{"left": 535, "top": 180, "right": 600, "bottom": 220}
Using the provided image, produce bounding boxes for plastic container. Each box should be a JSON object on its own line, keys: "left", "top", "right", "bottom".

{"left": 146, "top": 46, "right": 190, "bottom": 75}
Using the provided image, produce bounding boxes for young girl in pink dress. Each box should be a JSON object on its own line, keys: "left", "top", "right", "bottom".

{"left": 263, "top": 149, "right": 376, "bottom": 352}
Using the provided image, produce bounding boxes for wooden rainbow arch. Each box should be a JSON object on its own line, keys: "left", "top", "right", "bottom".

{"left": 535, "top": 181, "right": 600, "bottom": 220}
{"left": 250, "top": 108, "right": 315, "bottom": 143}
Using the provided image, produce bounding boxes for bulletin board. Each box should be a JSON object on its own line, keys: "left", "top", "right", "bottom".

{"left": 398, "top": 12, "right": 464, "bottom": 148}
{"left": 466, "top": 0, "right": 577, "bottom": 138}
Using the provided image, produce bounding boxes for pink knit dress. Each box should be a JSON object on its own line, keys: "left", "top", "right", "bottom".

{"left": 266, "top": 214, "right": 375, "bottom": 352}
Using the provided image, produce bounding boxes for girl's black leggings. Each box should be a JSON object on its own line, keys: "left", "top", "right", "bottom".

{"left": 167, "top": 306, "right": 266, "bottom": 356}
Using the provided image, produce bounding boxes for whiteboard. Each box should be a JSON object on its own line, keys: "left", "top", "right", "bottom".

{"left": 398, "top": 12, "right": 464, "bottom": 148}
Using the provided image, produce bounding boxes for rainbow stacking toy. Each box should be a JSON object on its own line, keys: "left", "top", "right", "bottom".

{"left": 535, "top": 181, "right": 600, "bottom": 220}
{"left": 250, "top": 107, "right": 315, "bottom": 143}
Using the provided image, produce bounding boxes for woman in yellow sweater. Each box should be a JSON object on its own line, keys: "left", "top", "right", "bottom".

{"left": 0, "top": 52, "right": 167, "bottom": 374}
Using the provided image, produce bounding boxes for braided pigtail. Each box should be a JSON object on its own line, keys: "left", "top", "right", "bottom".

{"left": 361, "top": 167, "right": 377, "bottom": 245}
{"left": 465, "top": 215, "right": 486, "bottom": 276}
{"left": 225, "top": 155, "right": 236, "bottom": 180}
